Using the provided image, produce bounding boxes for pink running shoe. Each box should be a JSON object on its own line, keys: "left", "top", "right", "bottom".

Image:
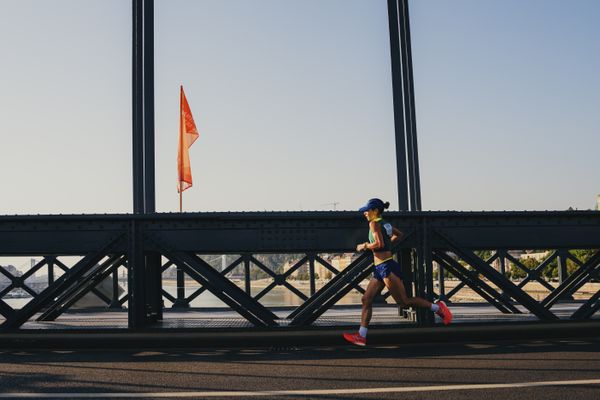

{"left": 435, "top": 301, "right": 453, "bottom": 325}
{"left": 343, "top": 332, "right": 366, "bottom": 346}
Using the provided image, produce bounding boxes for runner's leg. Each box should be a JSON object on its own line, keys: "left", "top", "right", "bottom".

{"left": 361, "top": 278, "right": 385, "bottom": 328}
{"left": 383, "top": 272, "right": 432, "bottom": 309}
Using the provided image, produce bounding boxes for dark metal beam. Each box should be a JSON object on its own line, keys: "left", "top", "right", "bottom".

{"left": 517, "top": 250, "right": 559, "bottom": 289}
{"left": 37, "top": 255, "right": 126, "bottom": 321}
{"left": 435, "top": 230, "right": 558, "bottom": 320}
{"left": 1, "top": 211, "right": 599, "bottom": 254}
{"left": 571, "top": 289, "right": 600, "bottom": 319}
{"left": 171, "top": 252, "right": 279, "bottom": 327}
{"left": 143, "top": 0, "right": 155, "bottom": 214}
{"left": 289, "top": 252, "right": 374, "bottom": 326}
{"left": 132, "top": 0, "right": 144, "bottom": 214}
{"left": 541, "top": 251, "right": 600, "bottom": 309}
{"left": 148, "top": 234, "right": 278, "bottom": 327}
{"left": 128, "top": 220, "right": 146, "bottom": 328}
{"left": 387, "top": 0, "right": 409, "bottom": 211}
{"left": 1, "top": 235, "right": 125, "bottom": 330}
{"left": 132, "top": 0, "right": 161, "bottom": 325}
{"left": 399, "top": 0, "right": 421, "bottom": 211}
{"left": 434, "top": 251, "right": 520, "bottom": 314}
{"left": 0, "top": 299, "right": 13, "bottom": 320}
{"left": 133, "top": 0, "right": 155, "bottom": 214}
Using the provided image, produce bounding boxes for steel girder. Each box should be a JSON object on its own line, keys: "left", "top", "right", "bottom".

{"left": 434, "top": 230, "right": 559, "bottom": 320}
{"left": 433, "top": 251, "right": 520, "bottom": 314}
{"left": 0, "top": 299, "right": 13, "bottom": 320}
{"left": 148, "top": 234, "right": 279, "bottom": 327}
{"left": 288, "top": 233, "right": 415, "bottom": 326}
{"left": 541, "top": 251, "right": 600, "bottom": 309}
{"left": 37, "top": 255, "right": 127, "bottom": 322}
{"left": 1, "top": 234, "right": 126, "bottom": 330}
{"left": 0, "top": 211, "right": 599, "bottom": 329}
{"left": 1, "top": 211, "right": 599, "bottom": 255}
{"left": 571, "top": 290, "right": 600, "bottom": 319}
{"left": 288, "top": 252, "right": 375, "bottom": 326}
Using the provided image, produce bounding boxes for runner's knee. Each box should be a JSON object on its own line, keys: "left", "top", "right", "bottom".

{"left": 361, "top": 294, "right": 374, "bottom": 307}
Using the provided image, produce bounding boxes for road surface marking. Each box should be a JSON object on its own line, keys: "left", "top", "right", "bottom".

{"left": 1, "top": 378, "right": 599, "bottom": 398}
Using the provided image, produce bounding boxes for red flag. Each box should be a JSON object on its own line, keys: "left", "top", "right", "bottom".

{"left": 177, "top": 85, "right": 199, "bottom": 193}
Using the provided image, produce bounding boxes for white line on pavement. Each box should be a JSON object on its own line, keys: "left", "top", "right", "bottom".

{"left": 1, "top": 378, "right": 599, "bottom": 398}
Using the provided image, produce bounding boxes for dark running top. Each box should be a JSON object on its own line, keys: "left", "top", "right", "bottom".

{"left": 368, "top": 218, "right": 393, "bottom": 252}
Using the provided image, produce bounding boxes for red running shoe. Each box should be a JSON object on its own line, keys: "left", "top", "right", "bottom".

{"left": 435, "top": 301, "right": 453, "bottom": 325}
{"left": 343, "top": 332, "right": 366, "bottom": 346}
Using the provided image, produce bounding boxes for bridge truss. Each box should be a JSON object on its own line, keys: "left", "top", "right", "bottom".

{"left": 0, "top": 211, "right": 598, "bottom": 330}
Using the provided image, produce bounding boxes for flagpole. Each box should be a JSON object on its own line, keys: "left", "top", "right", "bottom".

{"left": 178, "top": 85, "right": 198, "bottom": 214}
{"left": 179, "top": 86, "right": 183, "bottom": 213}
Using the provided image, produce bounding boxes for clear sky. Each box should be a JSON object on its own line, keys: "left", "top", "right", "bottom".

{"left": 0, "top": 0, "right": 598, "bottom": 215}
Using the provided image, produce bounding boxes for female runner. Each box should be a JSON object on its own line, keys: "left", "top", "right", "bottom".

{"left": 343, "top": 198, "right": 452, "bottom": 346}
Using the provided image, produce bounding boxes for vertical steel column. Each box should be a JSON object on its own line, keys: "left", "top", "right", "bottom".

{"left": 399, "top": 0, "right": 422, "bottom": 211}
{"left": 128, "top": 220, "right": 146, "bottom": 328}
{"left": 387, "top": 0, "right": 409, "bottom": 211}
{"left": 244, "top": 254, "right": 251, "bottom": 294}
{"left": 133, "top": 0, "right": 156, "bottom": 213}
{"left": 422, "top": 219, "right": 435, "bottom": 324}
{"left": 499, "top": 253, "right": 506, "bottom": 275}
{"left": 143, "top": 0, "right": 155, "bottom": 214}
{"left": 401, "top": 250, "right": 414, "bottom": 297}
{"left": 143, "top": 0, "right": 162, "bottom": 322}
{"left": 133, "top": 0, "right": 161, "bottom": 324}
{"left": 414, "top": 223, "right": 427, "bottom": 324}
{"left": 498, "top": 250, "right": 514, "bottom": 301}
{"left": 388, "top": 0, "right": 416, "bottom": 306}
{"left": 557, "top": 251, "right": 574, "bottom": 300}
{"left": 438, "top": 263, "right": 448, "bottom": 302}
{"left": 145, "top": 254, "right": 162, "bottom": 319}
{"left": 558, "top": 251, "right": 568, "bottom": 283}
{"left": 133, "top": 0, "right": 144, "bottom": 215}
{"left": 130, "top": 0, "right": 146, "bottom": 328}
{"left": 309, "top": 254, "right": 316, "bottom": 296}
{"left": 47, "top": 257, "right": 54, "bottom": 286}
{"left": 172, "top": 265, "right": 189, "bottom": 308}
{"left": 109, "top": 269, "right": 122, "bottom": 309}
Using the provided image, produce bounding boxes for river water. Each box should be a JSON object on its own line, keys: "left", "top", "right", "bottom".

{"left": 3, "top": 282, "right": 364, "bottom": 309}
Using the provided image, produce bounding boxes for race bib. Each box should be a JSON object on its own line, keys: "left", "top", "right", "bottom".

{"left": 384, "top": 223, "right": 393, "bottom": 236}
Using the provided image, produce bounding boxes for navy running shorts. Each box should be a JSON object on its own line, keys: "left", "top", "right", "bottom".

{"left": 373, "top": 259, "right": 404, "bottom": 281}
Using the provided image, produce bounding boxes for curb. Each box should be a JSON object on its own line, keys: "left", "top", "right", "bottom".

{"left": 1, "top": 320, "right": 599, "bottom": 349}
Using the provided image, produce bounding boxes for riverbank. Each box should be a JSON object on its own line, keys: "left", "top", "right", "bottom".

{"left": 161, "top": 278, "right": 599, "bottom": 303}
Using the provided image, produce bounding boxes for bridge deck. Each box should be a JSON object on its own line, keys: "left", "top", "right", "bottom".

{"left": 3, "top": 301, "right": 596, "bottom": 331}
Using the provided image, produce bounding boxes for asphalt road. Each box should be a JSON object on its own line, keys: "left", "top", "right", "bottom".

{"left": 0, "top": 337, "right": 599, "bottom": 399}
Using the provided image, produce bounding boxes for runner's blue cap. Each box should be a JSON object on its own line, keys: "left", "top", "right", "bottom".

{"left": 358, "top": 198, "right": 385, "bottom": 212}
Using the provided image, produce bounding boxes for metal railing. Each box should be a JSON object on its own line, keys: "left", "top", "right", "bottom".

{"left": 0, "top": 211, "right": 599, "bottom": 330}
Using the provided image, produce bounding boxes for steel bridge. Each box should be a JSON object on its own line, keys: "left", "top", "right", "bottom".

{"left": 1, "top": 211, "right": 598, "bottom": 331}
{"left": 0, "top": 0, "right": 599, "bottom": 335}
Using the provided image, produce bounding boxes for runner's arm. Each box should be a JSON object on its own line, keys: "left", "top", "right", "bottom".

{"left": 357, "top": 221, "right": 384, "bottom": 252}
{"left": 390, "top": 226, "right": 404, "bottom": 243}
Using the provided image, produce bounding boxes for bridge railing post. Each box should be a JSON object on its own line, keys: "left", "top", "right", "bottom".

{"left": 244, "top": 253, "right": 251, "bottom": 295}
{"left": 172, "top": 262, "right": 189, "bottom": 308}
{"left": 47, "top": 257, "right": 55, "bottom": 286}
{"left": 109, "top": 268, "right": 122, "bottom": 309}
{"left": 308, "top": 253, "right": 316, "bottom": 296}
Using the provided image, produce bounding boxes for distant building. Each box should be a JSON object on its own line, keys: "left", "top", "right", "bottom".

{"left": 0, "top": 265, "right": 20, "bottom": 281}
{"left": 283, "top": 253, "right": 359, "bottom": 280}
{"left": 325, "top": 253, "right": 359, "bottom": 273}
{"left": 596, "top": 194, "right": 600, "bottom": 211}
{"left": 491, "top": 250, "right": 524, "bottom": 271}
{"left": 520, "top": 251, "right": 551, "bottom": 262}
